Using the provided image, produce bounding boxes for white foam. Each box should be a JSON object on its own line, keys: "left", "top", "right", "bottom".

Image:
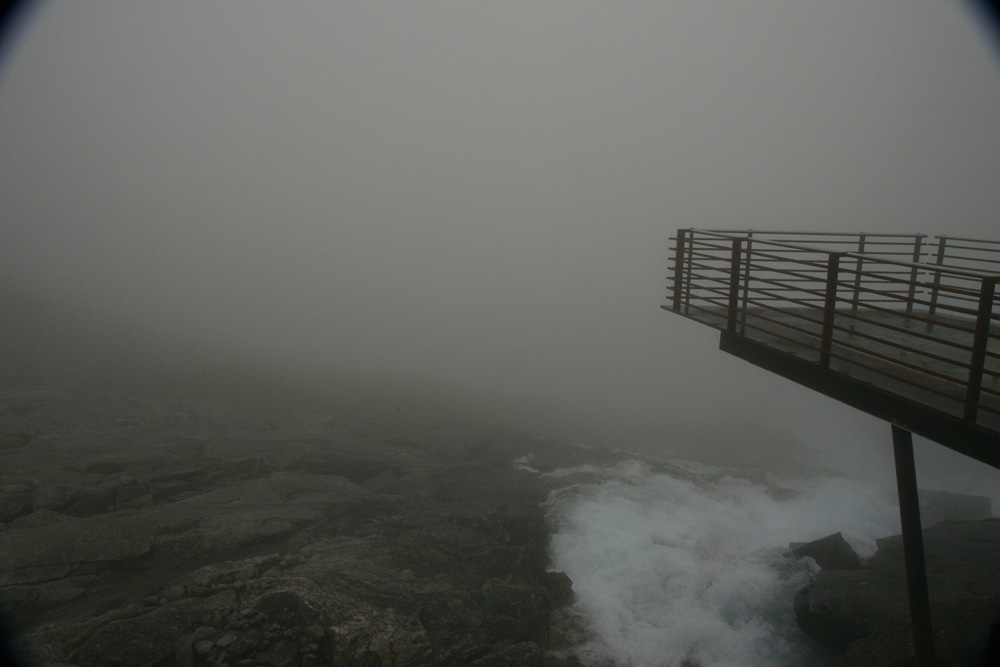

{"left": 547, "top": 460, "right": 900, "bottom": 666}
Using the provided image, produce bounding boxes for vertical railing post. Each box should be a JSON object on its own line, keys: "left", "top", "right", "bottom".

{"left": 819, "top": 253, "right": 843, "bottom": 368}
{"left": 891, "top": 425, "right": 936, "bottom": 667}
{"left": 739, "top": 231, "right": 753, "bottom": 335}
{"left": 928, "top": 237, "right": 948, "bottom": 319}
{"left": 672, "top": 229, "right": 688, "bottom": 313}
{"left": 726, "top": 238, "right": 744, "bottom": 334}
{"left": 850, "top": 233, "right": 866, "bottom": 313}
{"left": 683, "top": 232, "right": 695, "bottom": 315}
{"left": 906, "top": 235, "right": 924, "bottom": 314}
{"left": 964, "top": 276, "right": 997, "bottom": 423}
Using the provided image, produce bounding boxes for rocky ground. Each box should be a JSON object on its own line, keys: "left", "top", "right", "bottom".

{"left": 2, "top": 383, "right": 999, "bottom": 667}
{"left": 0, "top": 385, "right": 598, "bottom": 667}
{"left": 792, "top": 518, "right": 1000, "bottom": 666}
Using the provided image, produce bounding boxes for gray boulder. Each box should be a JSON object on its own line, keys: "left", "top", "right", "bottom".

{"left": 0, "top": 512, "right": 158, "bottom": 586}
{"left": 789, "top": 532, "right": 861, "bottom": 571}
{"left": 8, "top": 508, "right": 73, "bottom": 530}
{"left": 0, "top": 483, "right": 34, "bottom": 523}
{"left": 795, "top": 519, "right": 1000, "bottom": 665}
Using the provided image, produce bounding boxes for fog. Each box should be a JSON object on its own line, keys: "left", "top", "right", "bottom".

{"left": 2, "top": 2, "right": 999, "bottom": 492}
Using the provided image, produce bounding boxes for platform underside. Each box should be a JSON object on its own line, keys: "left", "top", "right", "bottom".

{"left": 666, "top": 305, "right": 1000, "bottom": 468}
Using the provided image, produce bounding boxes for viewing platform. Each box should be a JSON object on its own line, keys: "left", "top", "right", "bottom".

{"left": 662, "top": 229, "right": 1000, "bottom": 665}
{"left": 663, "top": 229, "right": 1000, "bottom": 469}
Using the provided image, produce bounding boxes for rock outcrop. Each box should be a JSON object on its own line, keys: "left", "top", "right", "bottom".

{"left": 789, "top": 532, "right": 861, "bottom": 572}
{"left": 0, "top": 386, "right": 577, "bottom": 667}
{"left": 794, "top": 518, "right": 1000, "bottom": 666}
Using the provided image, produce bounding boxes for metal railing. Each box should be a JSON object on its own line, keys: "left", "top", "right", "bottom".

{"left": 666, "top": 229, "right": 1000, "bottom": 427}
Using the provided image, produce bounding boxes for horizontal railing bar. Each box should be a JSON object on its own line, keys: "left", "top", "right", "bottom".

{"left": 833, "top": 338, "right": 971, "bottom": 386}
{"left": 746, "top": 281, "right": 828, "bottom": 305}
{"left": 909, "top": 297, "right": 981, "bottom": 319}
{"left": 847, "top": 278, "right": 982, "bottom": 315}
{"left": 741, "top": 307, "right": 825, "bottom": 336}
{"left": 685, "top": 260, "right": 737, "bottom": 273}
{"left": 932, "top": 245, "right": 1000, "bottom": 262}
{"left": 980, "top": 383, "right": 1000, "bottom": 395}
{"left": 685, "top": 261, "right": 735, "bottom": 273}
{"left": 830, "top": 346, "right": 969, "bottom": 395}
{"left": 685, "top": 274, "right": 736, "bottom": 289}
{"left": 679, "top": 281, "right": 984, "bottom": 319}
{"left": 832, "top": 309, "right": 976, "bottom": 353}
{"left": 685, "top": 250, "right": 744, "bottom": 262}
{"left": 745, "top": 287, "right": 826, "bottom": 304}
{"left": 914, "top": 276, "right": 984, "bottom": 291}
{"left": 745, "top": 266, "right": 833, "bottom": 286}
{"left": 745, "top": 255, "right": 834, "bottom": 280}
{"left": 843, "top": 300, "right": 976, "bottom": 333}
{"left": 689, "top": 229, "right": 1000, "bottom": 280}
{"left": 693, "top": 229, "right": 927, "bottom": 238}
{"left": 844, "top": 252, "right": 1000, "bottom": 280}
{"left": 832, "top": 324, "right": 973, "bottom": 369}
{"left": 741, "top": 297, "right": 826, "bottom": 323}
{"left": 684, "top": 300, "right": 730, "bottom": 318}
{"left": 684, "top": 265, "right": 736, "bottom": 276}
{"left": 741, "top": 296, "right": 911, "bottom": 303}
{"left": 834, "top": 277, "right": 915, "bottom": 303}
{"left": 828, "top": 350, "right": 968, "bottom": 403}
{"left": 757, "top": 246, "right": 920, "bottom": 253}
{"left": 736, "top": 318, "right": 824, "bottom": 353}
{"left": 693, "top": 231, "right": 858, "bottom": 256}
{"left": 977, "top": 403, "right": 1000, "bottom": 417}
{"left": 938, "top": 235, "right": 1000, "bottom": 246}
{"left": 741, "top": 277, "right": 913, "bottom": 285}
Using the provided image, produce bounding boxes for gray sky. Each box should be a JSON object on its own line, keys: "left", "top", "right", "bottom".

{"left": 2, "top": 2, "right": 999, "bottom": 473}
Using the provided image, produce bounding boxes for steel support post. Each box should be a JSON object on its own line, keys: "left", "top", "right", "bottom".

{"left": 891, "top": 425, "right": 935, "bottom": 667}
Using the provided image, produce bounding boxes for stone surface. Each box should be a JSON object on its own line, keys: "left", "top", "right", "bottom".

{"left": 4, "top": 381, "right": 997, "bottom": 667}
{"left": 8, "top": 508, "right": 73, "bottom": 530}
{"left": 0, "top": 385, "right": 576, "bottom": 666}
{"left": 0, "top": 483, "right": 33, "bottom": 524}
{"left": 0, "top": 513, "right": 158, "bottom": 586}
{"left": 789, "top": 531, "right": 861, "bottom": 571}
{"left": 470, "top": 641, "right": 544, "bottom": 665}
{"left": 795, "top": 518, "right": 1000, "bottom": 666}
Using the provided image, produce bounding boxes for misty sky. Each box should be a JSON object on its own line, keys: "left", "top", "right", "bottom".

{"left": 2, "top": 2, "right": 1000, "bottom": 473}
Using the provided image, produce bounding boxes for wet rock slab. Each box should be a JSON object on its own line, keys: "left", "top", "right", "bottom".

{"left": 0, "top": 386, "right": 576, "bottom": 666}
{"left": 794, "top": 518, "right": 1000, "bottom": 666}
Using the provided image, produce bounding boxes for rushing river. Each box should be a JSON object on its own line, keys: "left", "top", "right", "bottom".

{"left": 543, "top": 458, "right": 901, "bottom": 667}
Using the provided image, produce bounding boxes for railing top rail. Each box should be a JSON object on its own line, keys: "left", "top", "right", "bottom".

{"left": 686, "top": 230, "right": 840, "bottom": 255}
{"left": 937, "top": 235, "right": 1000, "bottom": 246}
{"left": 842, "top": 252, "right": 1000, "bottom": 281}
{"left": 684, "top": 229, "right": 928, "bottom": 239}
{"left": 680, "top": 229, "right": 1000, "bottom": 281}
